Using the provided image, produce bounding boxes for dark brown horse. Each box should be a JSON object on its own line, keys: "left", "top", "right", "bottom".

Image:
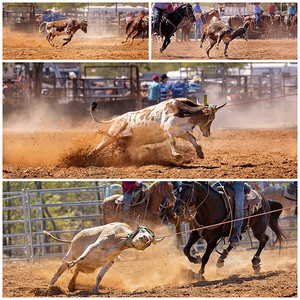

{"left": 173, "top": 182, "right": 287, "bottom": 280}
{"left": 102, "top": 182, "right": 175, "bottom": 227}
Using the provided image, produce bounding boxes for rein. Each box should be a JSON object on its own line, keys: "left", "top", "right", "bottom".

{"left": 165, "top": 5, "right": 194, "bottom": 34}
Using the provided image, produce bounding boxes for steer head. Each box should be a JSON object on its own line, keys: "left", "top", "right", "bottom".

{"left": 129, "top": 216, "right": 163, "bottom": 250}
{"left": 80, "top": 20, "right": 88, "bottom": 33}
{"left": 199, "top": 103, "right": 226, "bottom": 137}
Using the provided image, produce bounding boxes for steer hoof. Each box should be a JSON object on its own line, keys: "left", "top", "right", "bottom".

{"left": 197, "top": 151, "right": 204, "bottom": 159}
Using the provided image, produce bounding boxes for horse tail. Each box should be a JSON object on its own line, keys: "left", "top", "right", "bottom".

{"left": 228, "top": 16, "right": 232, "bottom": 27}
{"left": 268, "top": 200, "right": 288, "bottom": 247}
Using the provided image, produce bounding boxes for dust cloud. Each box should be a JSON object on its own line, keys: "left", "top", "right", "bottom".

{"left": 208, "top": 94, "right": 297, "bottom": 130}
{"left": 35, "top": 244, "right": 296, "bottom": 293}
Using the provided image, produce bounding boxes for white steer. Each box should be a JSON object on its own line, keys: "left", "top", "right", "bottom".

{"left": 88, "top": 98, "right": 226, "bottom": 160}
{"left": 45, "top": 218, "right": 160, "bottom": 294}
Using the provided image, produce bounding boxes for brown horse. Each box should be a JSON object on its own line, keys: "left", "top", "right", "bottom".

{"left": 102, "top": 182, "right": 175, "bottom": 227}
{"left": 200, "top": 9, "right": 220, "bottom": 25}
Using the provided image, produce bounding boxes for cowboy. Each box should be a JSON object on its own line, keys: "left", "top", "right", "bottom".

{"left": 152, "top": 2, "right": 173, "bottom": 35}
{"left": 287, "top": 3, "right": 297, "bottom": 25}
{"left": 122, "top": 181, "right": 142, "bottom": 222}
{"left": 267, "top": 3, "right": 276, "bottom": 19}
{"left": 212, "top": 181, "right": 250, "bottom": 246}
{"left": 254, "top": 3, "right": 263, "bottom": 28}
{"left": 148, "top": 74, "right": 161, "bottom": 105}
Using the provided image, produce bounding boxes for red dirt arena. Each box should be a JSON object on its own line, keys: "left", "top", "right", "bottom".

{"left": 3, "top": 128, "right": 297, "bottom": 179}
{"left": 3, "top": 246, "right": 297, "bottom": 297}
{"left": 152, "top": 39, "right": 297, "bottom": 60}
{"left": 3, "top": 28, "right": 148, "bottom": 60}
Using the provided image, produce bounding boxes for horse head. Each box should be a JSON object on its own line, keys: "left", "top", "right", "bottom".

{"left": 173, "top": 181, "right": 195, "bottom": 216}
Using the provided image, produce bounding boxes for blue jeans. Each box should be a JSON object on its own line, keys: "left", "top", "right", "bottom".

{"left": 212, "top": 181, "right": 244, "bottom": 235}
{"left": 255, "top": 14, "right": 260, "bottom": 27}
{"left": 229, "top": 181, "right": 244, "bottom": 235}
{"left": 195, "top": 27, "right": 203, "bottom": 42}
{"left": 153, "top": 7, "right": 163, "bottom": 32}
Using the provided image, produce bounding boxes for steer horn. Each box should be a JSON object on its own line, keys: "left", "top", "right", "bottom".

{"left": 153, "top": 236, "right": 165, "bottom": 243}
{"left": 136, "top": 215, "right": 140, "bottom": 228}
{"left": 214, "top": 102, "right": 227, "bottom": 112}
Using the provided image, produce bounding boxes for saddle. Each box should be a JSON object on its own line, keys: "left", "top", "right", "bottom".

{"left": 114, "top": 189, "right": 146, "bottom": 206}
{"left": 283, "top": 184, "right": 297, "bottom": 201}
{"left": 217, "top": 186, "right": 263, "bottom": 218}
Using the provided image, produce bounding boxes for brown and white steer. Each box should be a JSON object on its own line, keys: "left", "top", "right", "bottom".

{"left": 88, "top": 98, "right": 226, "bottom": 160}
{"left": 45, "top": 218, "right": 160, "bottom": 294}
{"left": 39, "top": 19, "right": 88, "bottom": 47}
{"left": 200, "top": 21, "right": 250, "bottom": 58}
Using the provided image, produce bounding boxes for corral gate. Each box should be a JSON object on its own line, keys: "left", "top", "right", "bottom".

{"left": 3, "top": 185, "right": 297, "bottom": 262}
{"left": 3, "top": 184, "right": 122, "bottom": 262}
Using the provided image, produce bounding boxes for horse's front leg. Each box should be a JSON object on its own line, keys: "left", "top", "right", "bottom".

{"left": 251, "top": 232, "right": 269, "bottom": 273}
{"left": 160, "top": 36, "right": 170, "bottom": 53}
{"left": 216, "top": 245, "right": 234, "bottom": 268}
{"left": 199, "top": 240, "right": 218, "bottom": 281}
{"left": 183, "top": 230, "right": 202, "bottom": 264}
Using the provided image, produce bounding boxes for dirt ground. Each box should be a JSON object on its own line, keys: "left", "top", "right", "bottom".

{"left": 2, "top": 246, "right": 297, "bottom": 297}
{"left": 3, "top": 28, "right": 148, "bottom": 60}
{"left": 151, "top": 39, "right": 297, "bottom": 60}
{"left": 3, "top": 128, "right": 297, "bottom": 179}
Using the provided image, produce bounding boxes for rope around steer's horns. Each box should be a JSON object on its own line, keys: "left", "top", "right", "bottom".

{"left": 129, "top": 225, "right": 158, "bottom": 251}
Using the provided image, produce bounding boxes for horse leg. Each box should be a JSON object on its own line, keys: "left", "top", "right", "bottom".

{"left": 175, "top": 223, "right": 182, "bottom": 248}
{"left": 216, "top": 245, "right": 234, "bottom": 268}
{"left": 160, "top": 36, "right": 170, "bottom": 53}
{"left": 198, "top": 240, "right": 218, "bottom": 281}
{"left": 183, "top": 230, "right": 201, "bottom": 264}
{"left": 251, "top": 225, "right": 269, "bottom": 273}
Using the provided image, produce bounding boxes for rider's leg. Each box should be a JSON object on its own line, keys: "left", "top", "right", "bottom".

{"left": 230, "top": 181, "right": 245, "bottom": 246}
{"left": 153, "top": 8, "right": 162, "bottom": 34}
{"left": 255, "top": 13, "right": 259, "bottom": 27}
{"left": 123, "top": 192, "right": 131, "bottom": 222}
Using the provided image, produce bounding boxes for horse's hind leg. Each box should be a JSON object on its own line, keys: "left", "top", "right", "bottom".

{"left": 216, "top": 245, "right": 234, "bottom": 268}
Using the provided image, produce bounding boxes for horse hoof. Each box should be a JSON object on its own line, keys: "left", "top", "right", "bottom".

{"left": 190, "top": 255, "right": 201, "bottom": 264}
{"left": 252, "top": 264, "right": 261, "bottom": 273}
{"left": 216, "top": 259, "right": 224, "bottom": 268}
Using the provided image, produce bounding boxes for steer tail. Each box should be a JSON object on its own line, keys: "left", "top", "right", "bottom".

{"left": 43, "top": 230, "right": 72, "bottom": 244}
{"left": 268, "top": 200, "right": 288, "bottom": 248}
{"left": 39, "top": 22, "right": 46, "bottom": 33}
{"left": 89, "top": 102, "right": 118, "bottom": 124}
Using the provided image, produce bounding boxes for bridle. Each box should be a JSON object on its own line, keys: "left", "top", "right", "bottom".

{"left": 165, "top": 4, "right": 195, "bottom": 34}
{"left": 175, "top": 182, "right": 210, "bottom": 216}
